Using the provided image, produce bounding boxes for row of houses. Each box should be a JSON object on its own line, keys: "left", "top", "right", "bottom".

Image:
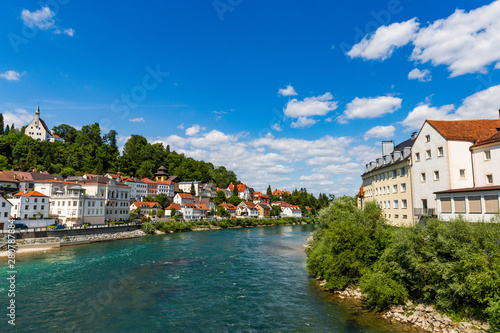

{"left": 358, "top": 115, "right": 500, "bottom": 226}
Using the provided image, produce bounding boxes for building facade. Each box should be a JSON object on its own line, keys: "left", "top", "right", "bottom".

{"left": 24, "top": 105, "right": 63, "bottom": 142}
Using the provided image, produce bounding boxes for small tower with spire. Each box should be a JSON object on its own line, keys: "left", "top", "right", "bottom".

{"left": 34, "top": 104, "right": 40, "bottom": 127}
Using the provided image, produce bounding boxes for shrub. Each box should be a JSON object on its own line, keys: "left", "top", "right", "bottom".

{"left": 486, "top": 297, "right": 500, "bottom": 331}
{"left": 141, "top": 222, "right": 156, "bottom": 235}
{"left": 360, "top": 270, "right": 408, "bottom": 311}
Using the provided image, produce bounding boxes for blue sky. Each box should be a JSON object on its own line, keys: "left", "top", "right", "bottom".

{"left": 1, "top": 0, "right": 500, "bottom": 196}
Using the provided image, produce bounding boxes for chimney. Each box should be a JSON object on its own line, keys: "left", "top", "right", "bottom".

{"left": 382, "top": 141, "right": 394, "bottom": 157}
{"left": 411, "top": 131, "right": 418, "bottom": 140}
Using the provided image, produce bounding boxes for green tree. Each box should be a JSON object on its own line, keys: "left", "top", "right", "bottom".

{"left": 4, "top": 124, "right": 9, "bottom": 135}
{"left": 170, "top": 208, "right": 176, "bottom": 217}
{"left": 210, "top": 208, "right": 215, "bottom": 216}
{"left": 217, "top": 206, "right": 229, "bottom": 217}
{"left": 232, "top": 184, "right": 238, "bottom": 197}
{"left": 270, "top": 205, "right": 281, "bottom": 217}
{"left": 157, "top": 209, "right": 165, "bottom": 218}
{"left": 0, "top": 113, "right": 4, "bottom": 135}
{"left": 190, "top": 183, "right": 196, "bottom": 196}
{"left": 266, "top": 185, "right": 272, "bottom": 196}
{"left": 52, "top": 124, "right": 78, "bottom": 143}
{"left": 213, "top": 190, "right": 226, "bottom": 206}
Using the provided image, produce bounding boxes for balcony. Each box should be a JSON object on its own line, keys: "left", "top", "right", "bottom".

{"left": 414, "top": 208, "right": 435, "bottom": 217}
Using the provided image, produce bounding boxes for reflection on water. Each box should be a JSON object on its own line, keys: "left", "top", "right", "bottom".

{"left": 2, "top": 225, "right": 417, "bottom": 332}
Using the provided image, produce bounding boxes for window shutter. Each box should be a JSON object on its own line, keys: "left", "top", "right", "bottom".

{"left": 454, "top": 197, "right": 466, "bottom": 213}
{"left": 440, "top": 197, "right": 451, "bottom": 213}
{"left": 485, "top": 195, "right": 499, "bottom": 213}
{"left": 468, "top": 196, "right": 482, "bottom": 214}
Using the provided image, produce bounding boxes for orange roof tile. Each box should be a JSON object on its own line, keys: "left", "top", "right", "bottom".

{"left": 471, "top": 130, "right": 500, "bottom": 147}
{"left": 177, "top": 193, "right": 194, "bottom": 198}
{"left": 166, "top": 204, "right": 181, "bottom": 210}
{"left": 427, "top": 119, "right": 500, "bottom": 143}
{"left": 356, "top": 184, "right": 364, "bottom": 197}
{"left": 132, "top": 201, "right": 162, "bottom": 209}
{"left": 272, "top": 189, "right": 283, "bottom": 196}
{"left": 13, "top": 190, "right": 47, "bottom": 197}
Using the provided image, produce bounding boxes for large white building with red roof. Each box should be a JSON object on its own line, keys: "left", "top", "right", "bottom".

{"left": 24, "top": 105, "right": 64, "bottom": 143}
{"left": 10, "top": 190, "right": 50, "bottom": 220}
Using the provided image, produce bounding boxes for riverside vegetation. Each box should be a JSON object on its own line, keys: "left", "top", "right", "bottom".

{"left": 141, "top": 217, "right": 316, "bottom": 234}
{"left": 306, "top": 196, "right": 500, "bottom": 331}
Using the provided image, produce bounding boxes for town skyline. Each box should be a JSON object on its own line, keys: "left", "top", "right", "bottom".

{"left": 2, "top": 0, "right": 500, "bottom": 196}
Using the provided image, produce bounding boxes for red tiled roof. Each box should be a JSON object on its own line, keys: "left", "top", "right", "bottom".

{"left": 166, "top": 203, "right": 181, "bottom": 210}
{"left": 182, "top": 204, "right": 196, "bottom": 208}
{"left": 356, "top": 184, "right": 364, "bottom": 197}
{"left": 287, "top": 205, "right": 301, "bottom": 211}
{"left": 427, "top": 119, "right": 500, "bottom": 143}
{"left": 132, "top": 201, "right": 162, "bottom": 209}
{"left": 219, "top": 203, "right": 236, "bottom": 210}
{"left": 13, "top": 190, "right": 47, "bottom": 197}
{"left": 157, "top": 181, "right": 173, "bottom": 185}
{"left": 177, "top": 193, "right": 194, "bottom": 198}
{"left": 471, "top": 130, "right": 500, "bottom": 148}
{"left": 272, "top": 189, "right": 283, "bottom": 196}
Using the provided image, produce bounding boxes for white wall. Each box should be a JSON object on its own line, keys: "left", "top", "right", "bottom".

{"left": 472, "top": 145, "right": 500, "bottom": 187}
{"left": 448, "top": 141, "right": 474, "bottom": 189}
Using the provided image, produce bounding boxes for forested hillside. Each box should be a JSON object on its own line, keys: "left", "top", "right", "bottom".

{"left": 0, "top": 122, "right": 238, "bottom": 188}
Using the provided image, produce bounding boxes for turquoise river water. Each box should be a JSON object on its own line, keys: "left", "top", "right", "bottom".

{"left": 1, "top": 225, "right": 416, "bottom": 332}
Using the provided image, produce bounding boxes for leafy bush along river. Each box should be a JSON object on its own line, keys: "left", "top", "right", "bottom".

{"left": 306, "top": 196, "right": 500, "bottom": 330}
{"left": 141, "top": 217, "right": 316, "bottom": 234}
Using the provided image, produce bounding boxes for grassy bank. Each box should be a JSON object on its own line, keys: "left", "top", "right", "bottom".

{"left": 141, "top": 217, "right": 317, "bottom": 234}
{"left": 306, "top": 196, "right": 500, "bottom": 330}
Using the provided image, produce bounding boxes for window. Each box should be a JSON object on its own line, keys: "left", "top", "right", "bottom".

{"left": 383, "top": 187, "right": 386, "bottom": 195}
{"left": 395, "top": 214, "right": 399, "bottom": 219}
{"left": 434, "top": 171, "right": 440, "bottom": 181}
{"left": 394, "top": 200, "right": 399, "bottom": 209}
{"left": 73, "top": 201, "right": 77, "bottom": 206}
{"left": 3, "top": 212, "right": 7, "bottom": 217}
{"left": 485, "top": 195, "right": 499, "bottom": 213}
{"left": 460, "top": 169, "right": 466, "bottom": 179}
{"left": 41, "top": 205, "right": 44, "bottom": 210}
{"left": 441, "top": 197, "right": 451, "bottom": 213}
{"left": 25, "top": 205, "right": 29, "bottom": 210}
{"left": 392, "top": 170, "right": 397, "bottom": 178}
{"left": 400, "top": 167, "right": 406, "bottom": 177}
{"left": 415, "top": 152, "right": 420, "bottom": 162}
{"left": 437, "top": 147, "right": 444, "bottom": 157}
{"left": 400, "top": 183, "right": 406, "bottom": 193}
{"left": 484, "top": 150, "right": 491, "bottom": 161}
{"left": 426, "top": 150, "right": 432, "bottom": 159}
{"left": 383, "top": 201, "right": 386, "bottom": 209}
{"left": 401, "top": 200, "right": 407, "bottom": 209}
{"left": 387, "top": 201, "right": 391, "bottom": 209}
{"left": 1, "top": 202, "right": 4, "bottom": 207}
{"left": 486, "top": 174, "right": 493, "bottom": 185}
{"left": 34, "top": 198, "right": 38, "bottom": 203}
{"left": 382, "top": 173, "right": 385, "bottom": 181}
{"left": 403, "top": 215, "right": 407, "bottom": 219}
{"left": 393, "top": 185, "right": 398, "bottom": 193}
{"left": 421, "top": 172, "right": 426, "bottom": 182}
{"left": 468, "top": 196, "right": 482, "bottom": 214}
{"left": 454, "top": 197, "right": 466, "bottom": 213}
{"left": 425, "top": 135, "right": 430, "bottom": 142}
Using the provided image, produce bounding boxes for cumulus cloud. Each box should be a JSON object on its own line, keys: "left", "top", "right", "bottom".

{"left": 312, "top": 163, "right": 363, "bottom": 175}
{"left": 21, "top": 6, "right": 74, "bottom": 37}
{"left": 129, "top": 117, "right": 145, "bottom": 122}
{"left": 271, "top": 122, "right": 282, "bottom": 131}
{"left": 408, "top": 68, "right": 431, "bottom": 82}
{"left": 185, "top": 124, "right": 202, "bottom": 136}
{"left": 337, "top": 96, "right": 402, "bottom": 123}
{"left": 3, "top": 109, "right": 33, "bottom": 128}
{"left": 401, "top": 85, "right": 500, "bottom": 130}
{"left": 347, "top": 19, "right": 419, "bottom": 60}
{"left": 283, "top": 92, "right": 338, "bottom": 127}
{"left": 0, "top": 71, "right": 23, "bottom": 81}
{"left": 348, "top": 1, "right": 500, "bottom": 77}
{"left": 291, "top": 116, "right": 317, "bottom": 128}
{"left": 364, "top": 125, "right": 396, "bottom": 140}
{"left": 278, "top": 84, "right": 298, "bottom": 96}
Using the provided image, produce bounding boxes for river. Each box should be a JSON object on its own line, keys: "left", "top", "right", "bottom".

{"left": 1, "top": 225, "right": 415, "bottom": 332}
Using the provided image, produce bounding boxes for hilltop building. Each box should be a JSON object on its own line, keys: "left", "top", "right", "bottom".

{"left": 24, "top": 105, "right": 64, "bottom": 142}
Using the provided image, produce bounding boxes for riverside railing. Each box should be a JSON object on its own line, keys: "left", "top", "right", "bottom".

{"left": 0, "top": 222, "right": 141, "bottom": 234}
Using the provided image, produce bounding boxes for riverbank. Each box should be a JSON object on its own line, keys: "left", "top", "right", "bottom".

{"left": 0, "top": 229, "right": 146, "bottom": 257}
{"left": 316, "top": 280, "right": 489, "bottom": 333}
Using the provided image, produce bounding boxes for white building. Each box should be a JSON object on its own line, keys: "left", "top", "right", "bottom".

{"left": 412, "top": 119, "right": 500, "bottom": 220}
{"left": 123, "top": 177, "right": 148, "bottom": 200}
{"left": 157, "top": 181, "right": 175, "bottom": 197}
{"left": 281, "top": 205, "right": 302, "bottom": 217}
{"left": 130, "top": 201, "right": 162, "bottom": 218}
{"left": 0, "top": 196, "right": 12, "bottom": 230}
{"left": 24, "top": 105, "right": 64, "bottom": 142}
{"left": 178, "top": 181, "right": 202, "bottom": 196}
{"left": 80, "top": 177, "right": 131, "bottom": 222}
{"left": 173, "top": 193, "right": 195, "bottom": 205}
{"left": 434, "top": 126, "right": 500, "bottom": 221}
{"left": 10, "top": 190, "right": 50, "bottom": 220}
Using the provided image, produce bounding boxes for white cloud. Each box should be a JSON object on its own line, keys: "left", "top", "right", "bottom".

{"left": 291, "top": 116, "right": 317, "bottom": 128}
{"left": 278, "top": 85, "right": 298, "bottom": 96}
{"left": 347, "top": 19, "right": 419, "bottom": 60}
{"left": 3, "top": 109, "right": 33, "bottom": 129}
{"left": 496, "top": 63, "right": 500, "bottom": 69}
{"left": 401, "top": 104, "right": 455, "bottom": 130}
{"left": 312, "top": 163, "right": 363, "bottom": 175}
{"left": 348, "top": 1, "right": 500, "bottom": 77}
{"left": 54, "top": 28, "right": 75, "bottom": 37}
{"left": 337, "top": 96, "right": 402, "bottom": 123}
{"left": 271, "top": 122, "right": 282, "bottom": 131}
{"left": 185, "top": 124, "right": 202, "bottom": 136}
{"left": 177, "top": 123, "right": 184, "bottom": 130}
{"left": 21, "top": 7, "right": 55, "bottom": 30}
{"left": 364, "top": 125, "right": 396, "bottom": 140}
{"left": 305, "top": 156, "right": 352, "bottom": 166}
{"left": 408, "top": 68, "right": 431, "bottom": 82}
{"left": 21, "top": 6, "right": 74, "bottom": 37}
{"left": 129, "top": 117, "right": 145, "bottom": 122}
{"left": 401, "top": 84, "right": 500, "bottom": 130}
{"left": 0, "top": 71, "right": 23, "bottom": 81}
{"left": 284, "top": 92, "right": 338, "bottom": 118}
